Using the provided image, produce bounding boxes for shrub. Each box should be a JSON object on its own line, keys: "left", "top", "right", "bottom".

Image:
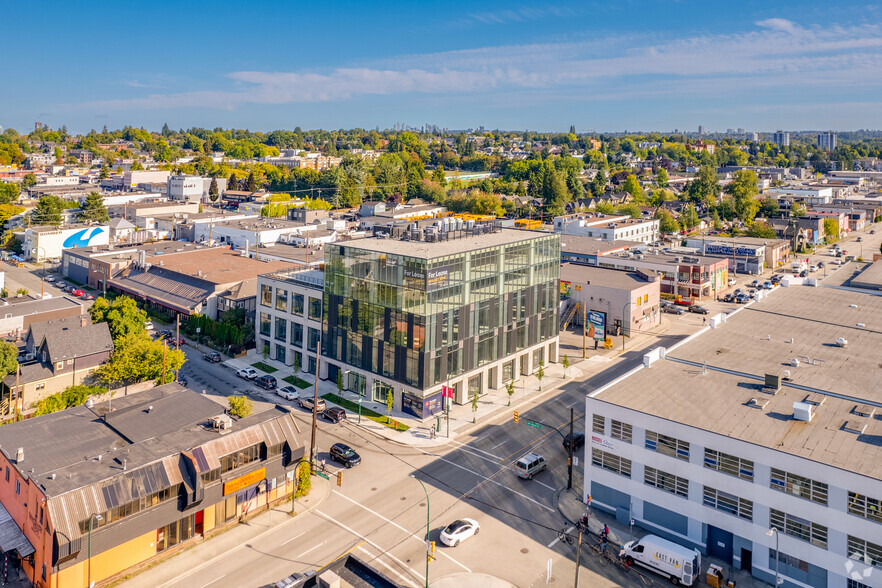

{"left": 228, "top": 395, "right": 253, "bottom": 418}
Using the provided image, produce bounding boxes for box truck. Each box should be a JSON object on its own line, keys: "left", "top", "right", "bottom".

{"left": 619, "top": 534, "right": 701, "bottom": 585}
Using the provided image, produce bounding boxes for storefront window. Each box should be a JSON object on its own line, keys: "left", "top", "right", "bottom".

{"left": 373, "top": 380, "right": 394, "bottom": 403}
{"left": 468, "top": 374, "right": 482, "bottom": 398}
{"left": 156, "top": 515, "right": 195, "bottom": 553}
{"left": 502, "top": 360, "right": 514, "bottom": 383}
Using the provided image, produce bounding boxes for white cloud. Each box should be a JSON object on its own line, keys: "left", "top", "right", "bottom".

{"left": 84, "top": 19, "right": 882, "bottom": 113}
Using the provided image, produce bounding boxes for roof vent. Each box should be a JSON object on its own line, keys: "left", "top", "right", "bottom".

{"left": 842, "top": 419, "right": 867, "bottom": 434}
{"left": 147, "top": 405, "right": 153, "bottom": 413}
{"left": 835, "top": 337, "right": 848, "bottom": 347}
{"left": 51, "top": 473, "right": 56, "bottom": 480}
{"left": 793, "top": 401, "right": 814, "bottom": 422}
{"left": 853, "top": 404, "right": 876, "bottom": 418}
{"left": 746, "top": 397, "right": 768, "bottom": 410}
{"left": 15, "top": 448, "right": 23, "bottom": 463}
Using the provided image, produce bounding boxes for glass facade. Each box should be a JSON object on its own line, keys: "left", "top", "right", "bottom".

{"left": 322, "top": 231, "right": 560, "bottom": 392}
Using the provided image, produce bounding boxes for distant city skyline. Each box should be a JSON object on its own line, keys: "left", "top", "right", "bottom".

{"left": 4, "top": 0, "right": 882, "bottom": 134}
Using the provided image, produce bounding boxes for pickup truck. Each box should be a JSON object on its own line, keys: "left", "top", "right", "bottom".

{"left": 236, "top": 368, "right": 258, "bottom": 380}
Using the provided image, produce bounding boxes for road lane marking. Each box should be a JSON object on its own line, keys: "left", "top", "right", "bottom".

{"left": 357, "top": 546, "right": 419, "bottom": 588}
{"left": 198, "top": 575, "right": 227, "bottom": 588}
{"left": 296, "top": 542, "right": 325, "bottom": 558}
{"left": 547, "top": 526, "right": 574, "bottom": 549}
{"left": 315, "top": 509, "right": 426, "bottom": 583}
{"left": 332, "top": 490, "right": 471, "bottom": 572}
{"left": 490, "top": 438, "right": 509, "bottom": 449}
{"left": 449, "top": 439, "right": 502, "bottom": 460}
{"left": 433, "top": 456, "right": 554, "bottom": 512}
{"left": 282, "top": 531, "right": 306, "bottom": 546}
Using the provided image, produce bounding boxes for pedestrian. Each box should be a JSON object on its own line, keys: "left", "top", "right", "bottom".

{"left": 703, "top": 317, "right": 707, "bottom": 325}
{"left": 320, "top": 458, "right": 326, "bottom": 473}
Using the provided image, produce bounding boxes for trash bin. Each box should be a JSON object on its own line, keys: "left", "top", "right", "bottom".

{"left": 706, "top": 564, "right": 724, "bottom": 588}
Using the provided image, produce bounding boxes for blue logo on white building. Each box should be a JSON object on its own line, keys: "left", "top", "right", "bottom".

{"left": 63, "top": 227, "right": 106, "bottom": 248}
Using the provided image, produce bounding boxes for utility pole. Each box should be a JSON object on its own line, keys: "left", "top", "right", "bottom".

{"left": 568, "top": 407, "right": 574, "bottom": 490}
{"left": 309, "top": 338, "right": 321, "bottom": 472}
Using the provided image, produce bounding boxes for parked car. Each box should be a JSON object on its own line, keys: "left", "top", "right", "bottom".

{"left": 748, "top": 289, "right": 758, "bottom": 299}
{"left": 159, "top": 329, "right": 173, "bottom": 339}
{"left": 329, "top": 443, "right": 361, "bottom": 468}
{"left": 202, "top": 351, "right": 222, "bottom": 363}
{"left": 322, "top": 407, "right": 346, "bottom": 423}
{"left": 722, "top": 293, "right": 735, "bottom": 303}
{"left": 276, "top": 386, "right": 299, "bottom": 401}
{"left": 733, "top": 288, "right": 744, "bottom": 295}
{"left": 799, "top": 270, "right": 809, "bottom": 277}
{"left": 673, "top": 299, "right": 693, "bottom": 307}
{"left": 45, "top": 275, "right": 55, "bottom": 282}
{"left": 439, "top": 518, "right": 480, "bottom": 547}
{"left": 561, "top": 432, "right": 585, "bottom": 452}
{"left": 83, "top": 293, "right": 94, "bottom": 300}
{"left": 299, "top": 396, "right": 326, "bottom": 411}
{"left": 236, "top": 367, "right": 258, "bottom": 380}
{"left": 688, "top": 305, "right": 709, "bottom": 315}
{"left": 749, "top": 279, "right": 761, "bottom": 288}
{"left": 817, "top": 261, "right": 825, "bottom": 268}
{"left": 734, "top": 293, "right": 750, "bottom": 304}
{"left": 177, "top": 375, "right": 189, "bottom": 387}
{"left": 144, "top": 320, "right": 155, "bottom": 331}
{"left": 871, "top": 230, "right": 876, "bottom": 235}
{"left": 727, "top": 278, "right": 737, "bottom": 286}
{"left": 70, "top": 288, "right": 84, "bottom": 297}
{"left": 275, "top": 571, "right": 316, "bottom": 588}
{"left": 857, "top": 236, "right": 863, "bottom": 242}
{"left": 809, "top": 264, "right": 818, "bottom": 272}
{"left": 762, "top": 281, "right": 774, "bottom": 290}
{"left": 56, "top": 282, "right": 67, "bottom": 289}
{"left": 663, "top": 305, "right": 685, "bottom": 315}
{"left": 255, "top": 375, "right": 277, "bottom": 390}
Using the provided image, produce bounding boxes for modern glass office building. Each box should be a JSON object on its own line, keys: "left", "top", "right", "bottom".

{"left": 322, "top": 225, "right": 560, "bottom": 419}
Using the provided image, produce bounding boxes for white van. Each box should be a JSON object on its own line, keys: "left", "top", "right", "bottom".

{"left": 619, "top": 534, "right": 700, "bottom": 586}
{"left": 515, "top": 453, "right": 547, "bottom": 480}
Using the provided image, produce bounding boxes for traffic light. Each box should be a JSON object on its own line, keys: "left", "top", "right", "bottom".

{"left": 514, "top": 411, "right": 519, "bottom": 424}
{"left": 427, "top": 541, "right": 436, "bottom": 562}
{"left": 337, "top": 471, "right": 343, "bottom": 487}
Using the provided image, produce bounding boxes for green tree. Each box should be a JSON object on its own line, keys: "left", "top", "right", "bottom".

{"left": 209, "top": 177, "right": 219, "bottom": 201}
{"left": 686, "top": 165, "right": 720, "bottom": 204}
{"left": 791, "top": 202, "right": 807, "bottom": 217}
{"left": 431, "top": 165, "right": 446, "bottom": 187}
{"left": 681, "top": 204, "right": 700, "bottom": 229}
{"left": 712, "top": 210, "right": 722, "bottom": 231}
{"left": 294, "top": 353, "right": 301, "bottom": 372}
{"left": 727, "top": 170, "right": 760, "bottom": 222}
{"left": 336, "top": 370, "right": 344, "bottom": 394}
{"left": 823, "top": 218, "right": 839, "bottom": 243}
{"left": 31, "top": 195, "right": 64, "bottom": 225}
{"left": 22, "top": 173, "right": 37, "bottom": 188}
{"left": 245, "top": 171, "right": 258, "bottom": 192}
{"left": 228, "top": 172, "right": 238, "bottom": 191}
{"left": 616, "top": 203, "right": 642, "bottom": 219}
{"left": 536, "top": 361, "right": 545, "bottom": 392}
{"left": 386, "top": 390, "right": 394, "bottom": 420}
{"left": 90, "top": 296, "right": 147, "bottom": 342}
{"left": 228, "top": 395, "right": 253, "bottom": 418}
{"left": 0, "top": 183, "right": 19, "bottom": 205}
{"left": 759, "top": 198, "right": 780, "bottom": 218}
{"left": 746, "top": 222, "right": 777, "bottom": 239}
{"left": 506, "top": 381, "right": 515, "bottom": 406}
{"left": 79, "top": 192, "right": 109, "bottom": 223}
{"left": 562, "top": 354, "right": 570, "bottom": 379}
{"left": 655, "top": 209, "right": 680, "bottom": 234}
{"left": 656, "top": 168, "right": 669, "bottom": 188}
{"left": 295, "top": 462, "right": 311, "bottom": 498}
{"left": 471, "top": 390, "right": 479, "bottom": 423}
{"left": 97, "top": 334, "right": 186, "bottom": 385}
{"left": 34, "top": 385, "right": 106, "bottom": 416}
{"left": 622, "top": 174, "right": 643, "bottom": 200}
{"left": 0, "top": 341, "right": 18, "bottom": 384}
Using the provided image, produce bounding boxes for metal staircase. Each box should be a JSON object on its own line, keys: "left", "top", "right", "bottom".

{"left": 560, "top": 301, "right": 580, "bottom": 331}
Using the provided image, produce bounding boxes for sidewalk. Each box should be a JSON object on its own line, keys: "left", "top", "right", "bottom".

{"left": 117, "top": 476, "right": 333, "bottom": 588}
{"left": 223, "top": 351, "right": 616, "bottom": 448}
{"left": 556, "top": 489, "right": 771, "bottom": 588}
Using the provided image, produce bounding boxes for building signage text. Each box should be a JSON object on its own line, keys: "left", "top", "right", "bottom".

{"left": 426, "top": 267, "right": 449, "bottom": 291}
{"left": 591, "top": 434, "right": 615, "bottom": 451}
{"left": 223, "top": 467, "right": 266, "bottom": 496}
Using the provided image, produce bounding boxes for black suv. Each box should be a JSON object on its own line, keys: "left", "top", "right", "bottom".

{"left": 255, "top": 375, "right": 277, "bottom": 390}
{"left": 322, "top": 407, "right": 346, "bottom": 423}
{"left": 329, "top": 443, "right": 361, "bottom": 468}
{"left": 562, "top": 432, "right": 585, "bottom": 452}
{"left": 202, "top": 351, "right": 222, "bottom": 363}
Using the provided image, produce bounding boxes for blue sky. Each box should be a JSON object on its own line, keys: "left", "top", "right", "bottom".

{"left": 4, "top": 0, "right": 882, "bottom": 134}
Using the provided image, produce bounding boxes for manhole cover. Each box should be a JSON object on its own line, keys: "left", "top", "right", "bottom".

{"left": 371, "top": 487, "right": 377, "bottom": 491}
{"left": 520, "top": 548, "right": 529, "bottom": 554}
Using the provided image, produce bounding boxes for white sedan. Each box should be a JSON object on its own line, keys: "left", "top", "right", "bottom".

{"left": 276, "top": 386, "right": 299, "bottom": 401}
{"left": 439, "top": 518, "right": 480, "bottom": 547}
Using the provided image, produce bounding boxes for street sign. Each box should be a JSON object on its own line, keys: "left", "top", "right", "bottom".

{"left": 526, "top": 421, "right": 542, "bottom": 429}
{"left": 316, "top": 472, "right": 329, "bottom": 480}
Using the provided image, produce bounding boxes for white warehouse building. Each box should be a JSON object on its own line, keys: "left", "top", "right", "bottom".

{"left": 554, "top": 213, "right": 660, "bottom": 244}
{"left": 584, "top": 285, "right": 882, "bottom": 588}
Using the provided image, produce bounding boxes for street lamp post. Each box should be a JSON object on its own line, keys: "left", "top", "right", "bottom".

{"left": 32, "top": 247, "right": 47, "bottom": 298}
{"left": 410, "top": 474, "right": 430, "bottom": 588}
{"left": 88, "top": 512, "right": 103, "bottom": 588}
{"left": 621, "top": 301, "right": 633, "bottom": 351}
{"left": 767, "top": 527, "right": 780, "bottom": 586}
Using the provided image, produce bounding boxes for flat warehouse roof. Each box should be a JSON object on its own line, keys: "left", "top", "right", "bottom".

{"left": 592, "top": 284, "right": 882, "bottom": 479}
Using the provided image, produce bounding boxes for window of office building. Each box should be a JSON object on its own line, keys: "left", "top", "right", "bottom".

{"left": 292, "top": 294, "right": 304, "bottom": 316}
{"left": 291, "top": 323, "right": 303, "bottom": 347}
{"left": 308, "top": 297, "right": 322, "bottom": 320}
{"left": 703, "top": 486, "right": 753, "bottom": 520}
{"left": 373, "top": 380, "right": 393, "bottom": 403}
{"left": 275, "top": 345, "right": 285, "bottom": 363}
{"left": 307, "top": 356, "right": 316, "bottom": 375}
{"left": 502, "top": 360, "right": 514, "bottom": 383}
{"left": 769, "top": 550, "right": 809, "bottom": 573}
{"left": 704, "top": 449, "right": 754, "bottom": 481}
{"left": 769, "top": 509, "right": 827, "bottom": 549}
{"left": 848, "top": 491, "right": 882, "bottom": 524}
{"left": 275, "top": 288, "right": 288, "bottom": 312}
{"left": 156, "top": 514, "right": 195, "bottom": 553}
{"left": 645, "top": 430, "right": 690, "bottom": 460}
{"left": 468, "top": 374, "right": 482, "bottom": 398}
{"left": 848, "top": 580, "right": 871, "bottom": 588}
{"left": 770, "top": 469, "right": 828, "bottom": 505}
{"left": 592, "top": 414, "right": 605, "bottom": 434}
{"left": 307, "top": 327, "right": 320, "bottom": 352}
{"left": 275, "top": 317, "right": 287, "bottom": 342}
{"left": 532, "top": 347, "right": 544, "bottom": 369}
{"left": 259, "top": 313, "right": 271, "bottom": 337}
{"left": 591, "top": 449, "right": 631, "bottom": 478}
{"left": 260, "top": 284, "right": 272, "bottom": 307}
{"left": 611, "top": 420, "right": 632, "bottom": 443}
{"left": 847, "top": 536, "right": 882, "bottom": 569}
{"left": 644, "top": 466, "right": 688, "bottom": 498}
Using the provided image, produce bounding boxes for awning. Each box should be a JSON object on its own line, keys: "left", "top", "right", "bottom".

{"left": 0, "top": 503, "right": 35, "bottom": 558}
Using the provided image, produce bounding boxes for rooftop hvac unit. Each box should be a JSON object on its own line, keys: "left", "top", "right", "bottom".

{"left": 764, "top": 373, "right": 781, "bottom": 392}
{"left": 835, "top": 337, "right": 848, "bottom": 347}
{"left": 211, "top": 414, "right": 233, "bottom": 431}
{"left": 792, "top": 401, "right": 813, "bottom": 422}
